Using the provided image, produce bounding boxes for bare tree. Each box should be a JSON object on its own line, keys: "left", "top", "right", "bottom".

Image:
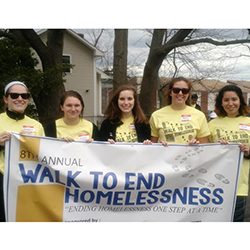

{"left": 113, "top": 29, "right": 128, "bottom": 91}
{"left": 139, "top": 29, "right": 250, "bottom": 117}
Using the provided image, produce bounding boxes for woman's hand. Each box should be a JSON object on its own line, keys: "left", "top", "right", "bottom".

{"left": 218, "top": 139, "right": 229, "bottom": 145}
{"left": 187, "top": 139, "right": 200, "bottom": 146}
{"left": 86, "top": 138, "right": 94, "bottom": 143}
{"left": 239, "top": 143, "right": 250, "bottom": 157}
{"left": 0, "top": 131, "right": 11, "bottom": 146}
{"left": 143, "top": 139, "right": 152, "bottom": 145}
{"left": 108, "top": 139, "right": 115, "bottom": 144}
{"left": 62, "top": 137, "right": 74, "bottom": 142}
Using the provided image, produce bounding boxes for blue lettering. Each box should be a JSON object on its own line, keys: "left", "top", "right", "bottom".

{"left": 124, "top": 173, "right": 135, "bottom": 190}
{"left": 125, "top": 191, "right": 134, "bottom": 205}
{"left": 199, "top": 188, "right": 211, "bottom": 205}
{"left": 147, "top": 190, "right": 159, "bottom": 204}
{"left": 96, "top": 191, "right": 113, "bottom": 205}
{"left": 136, "top": 191, "right": 147, "bottom": 205}
{"left": 188, "top": 187, "right": 199, "bottom": 205}
{"left": 39, "top": 167, "right": 54, "bottom": 183}
{"left": 137, "top": 173, "right": 152, "bottom": 189}
{"left": 160, "top": 189, "right": 172, "bottom": 203}
{"left": 65, "top": 187, "right": 79, "bottom": 203}
{"left": 80, "top": 190, "right": 95, "bottom": 203}
{"left": 173, "top": 188, "right": 187, "bottom": 204}
{"left": 90, "top": 171, "right": 103, "bottom": 189}
{"left": 55, "top": 170, "right": 66, "bottom": 185}
{"left": 67, "top": 171, "right": 81, "bottom": 188}
{"left": 103, "top": 172, "right": 117, "bottom": 189}
{"left": 212, "top": 188, "right": 224, "bottom": 204}
{"left": 19, "top": 163, "right": 42, "bottom": 183}
{"left": 113, "top": 191, "right": 125, "bottom": 205}
{"left": 153, "top": 173, "right": 165, "bottom": 189}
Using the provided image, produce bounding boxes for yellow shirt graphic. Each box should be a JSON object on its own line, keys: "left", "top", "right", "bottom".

{"left": 56, "top": 118, "right": 93, "bottom": 141}
{"left": 116, "top": 116, "right": 138, "bottom": 143}
{"left": 209, "top": 116, "right": 250, "bottom": 196}
{"left": 150, "top": 105, "right": 210, "bottom": 144}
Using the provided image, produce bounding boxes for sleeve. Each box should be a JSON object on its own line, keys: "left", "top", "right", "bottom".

{"left": 196, "top": 113, "right": 210, "bottom": 138}
{"left": 136, "top": 123, "right": 151, "bottom": 142}
{"left": 92, "top": 123, "right": 100, "bottom": 141}
{"left": 149, "top": 113, "right": 159, "bottom": 138}
{"left": 39, "top": 123, "right": 45, "bottom": 137}
{"left": 44, "top": 121, "right": 56, "bottom": 138}
{"left": 99, "top": 119, "right": 110, "bottom": 141}
{"left": 208, "top": 121, "right": 215, "bottom": 143}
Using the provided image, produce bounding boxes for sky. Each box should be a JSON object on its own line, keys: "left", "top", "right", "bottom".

{"left": 2, "top": 1, "right": 250, "bottom": 82}
{"left": 76, "top": 28, "right": 250, "bottom": 82}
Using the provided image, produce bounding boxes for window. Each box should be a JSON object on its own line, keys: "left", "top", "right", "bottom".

{"left": 62, "top": 55, "right": 71, "bottom": 73}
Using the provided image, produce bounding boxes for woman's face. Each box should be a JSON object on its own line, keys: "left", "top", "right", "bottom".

{"left": 170, "top": 80, "right": 190, "bottom": 107}
{"left": 3, "top": 85, "right": 30, "bottom": 113}
{"left": 222, "top": 91, "right": 240, "bottom": 117}
{"left": 118, "top": 90, "right": 135, "bottom": 116}
{"left": 61, "top": 96, "right": 83, "bottom": 121}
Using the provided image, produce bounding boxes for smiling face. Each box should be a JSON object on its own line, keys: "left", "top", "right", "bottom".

{"left": 221, "top": 91, "right": 240, "bottom": 117}
{"left": 118, "top": 90, "right": 135, "bottom": 118}
{"left": 170, "top": 80, "right": 190, "bottom": 109}
{"left": 3, "top": 85, "right": 30, "bottom": 113}
{"left": 60, "top": 96, "right": 83, "bottom": 123}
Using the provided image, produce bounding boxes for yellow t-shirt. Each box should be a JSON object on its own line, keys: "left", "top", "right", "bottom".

{"left": 208, "top": 116, "right": 250, "bottom": 196}
{"left": 0, "top": 112, "right": 45, "bottom": 174}
{"left": 116, "top": 116, "right": 138, "bottom": 143}
{"left": 150, "top": 105, "right": 210, "bottom": 144}
{"left": 56, "top": 118, "right": 93, "bottom": 141}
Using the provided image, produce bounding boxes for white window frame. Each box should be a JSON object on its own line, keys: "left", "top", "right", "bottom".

{"left": 62, "top": 54, "right": 72, "bottom": 74}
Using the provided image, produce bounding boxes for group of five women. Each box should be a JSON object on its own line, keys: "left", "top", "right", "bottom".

{"left": 0, "top": 77, "right": 250, "bottom": 222}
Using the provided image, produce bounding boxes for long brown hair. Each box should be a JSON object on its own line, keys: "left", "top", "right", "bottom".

{"left": 165, "top": 77, "right": 192, "bottom": 106}
{"left": 105, "top": 85, "right": 148, "bottom": 124}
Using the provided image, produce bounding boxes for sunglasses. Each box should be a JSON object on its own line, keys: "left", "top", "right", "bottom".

{"left": 8, "top": 93, "right": 31, "bottom": 100}
{"left": 171, "top": 88, "right": 190, "bottom": 95}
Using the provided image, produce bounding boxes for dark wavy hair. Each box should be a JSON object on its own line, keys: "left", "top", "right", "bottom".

{"left": 215, "top": 85, "right": 249, "bottom": 117}
{"left": 165, "top": 77, "right": 192, "bottom": 106}
{"left": 59, "top": 90, "right": 85, "bottom": 117}
{"left": 105, "top": 85, "right": 148, "bottom": 124}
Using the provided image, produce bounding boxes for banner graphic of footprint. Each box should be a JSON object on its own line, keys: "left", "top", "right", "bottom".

{"left": 196, "top": 178, "right": 215, "bottom": 187}
{"left": 215, "top": 174, "right": 230, "bottom": 184}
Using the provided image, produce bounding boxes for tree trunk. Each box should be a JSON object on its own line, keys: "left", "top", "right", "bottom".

{"left": 139, "top": 30, "right": 166, "bottom": 117}
{"left": 20, "top": 29, "right": 65, "bottom": 126}
{"left": 113, "top": 29, "right": 128, "bottom": 91}
{"left": 139, "top": 29, "right": 193, "bottom": 117}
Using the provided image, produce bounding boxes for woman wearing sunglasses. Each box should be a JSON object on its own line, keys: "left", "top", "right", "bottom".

{"left": 150, "top": 77, "right": 210, "bottom": 145}
{"left": 0, "top": 81, "right": 45, "bottom": 222}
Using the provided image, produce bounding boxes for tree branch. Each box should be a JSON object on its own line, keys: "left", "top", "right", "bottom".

{"left": 159, "top": 37, "right": 250, "bottom": 55}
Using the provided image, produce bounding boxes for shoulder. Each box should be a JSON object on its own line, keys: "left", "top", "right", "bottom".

{"left": 151, "top": 106, "right": 169, "bottom": 117}
{"left": 24, "top": 116, "right": 43, "bottom": 126}
{"left": 101, "top": 118, "right": 111, "bottom": 126}
{"left": 81, "top": 118, "right": 93, "bottom": 126}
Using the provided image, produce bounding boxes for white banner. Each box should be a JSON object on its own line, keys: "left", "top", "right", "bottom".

{"left": 4, "top": 133, "right": 243, "bottom": 222}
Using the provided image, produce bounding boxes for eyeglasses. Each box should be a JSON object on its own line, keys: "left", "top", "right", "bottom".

{"left": 8, "top": 93, "right": 30, "bottom": 100}
{"left": 171, "top": 88, "right": 190, "bottom": 95}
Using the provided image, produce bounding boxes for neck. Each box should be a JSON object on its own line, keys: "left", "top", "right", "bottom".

{"left": 122, "top": 112, "right": 132, "bottom": 120}
{"left": 171, "top": 103, "right": 186, "bottom": 110}
{"left": 6, "top": 108, "right": 25, "bottom": 120}
{"left": 63, "top": 117, "right": 80, "bottom": 125}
